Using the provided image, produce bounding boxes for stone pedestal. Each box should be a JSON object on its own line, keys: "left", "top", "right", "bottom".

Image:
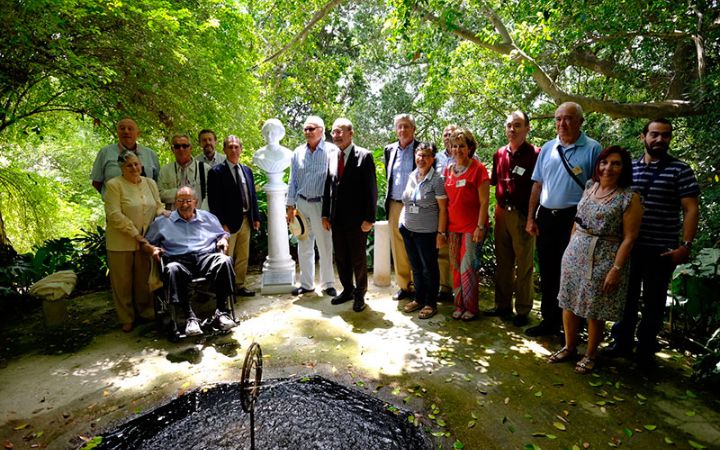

{"left": 259, "top": 172, "right": 296, "bottom": 294}
{"left": 373, "top": 220, "right": 391, "bottom": 287}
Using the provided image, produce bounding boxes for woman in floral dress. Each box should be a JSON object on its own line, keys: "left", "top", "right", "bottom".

{"left": 548, "top": 146, "right": 643, "bottom": 374}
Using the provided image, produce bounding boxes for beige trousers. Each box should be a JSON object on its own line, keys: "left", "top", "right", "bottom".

{"left": 228, "top": 217, "right": 251, "bottom": 288}
{"left": 389, "top": 201, "right": 412, "bottom": 291}
{"left": 107, "top": 249, "right": 154, "bottom": 325}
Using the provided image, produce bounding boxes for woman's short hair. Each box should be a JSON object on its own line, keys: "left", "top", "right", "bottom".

{"left": 592, "top": 146, "right": 633, "bottom": 188}
{"left": 416, "top": 142, "right": 437, "bottom": 156}
{"left": 451, "top": 128, "right": 478, "bottom": 158}
{"left": 117, "top": 150, "right": 140, "bottom": 166}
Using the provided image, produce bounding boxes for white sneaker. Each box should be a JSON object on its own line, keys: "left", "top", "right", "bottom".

{"left": 215, "top": 311, "right": 237, "bottom": 331}
{"left": 185, "top": 318, "right": 203, "bottom": 336}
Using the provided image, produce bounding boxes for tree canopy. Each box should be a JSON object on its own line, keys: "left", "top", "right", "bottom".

{"left": 0, "top": 0, "right": 718, "bottom": 251}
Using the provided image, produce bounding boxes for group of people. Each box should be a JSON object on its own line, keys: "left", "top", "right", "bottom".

{"left": 92, "top": 105, "right": 700, "bottom": 374}
{"left": 91, "top": 119, "right": 260, "bottom": 334}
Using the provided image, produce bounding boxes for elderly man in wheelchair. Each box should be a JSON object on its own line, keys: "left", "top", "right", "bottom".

{"left": 143, "top": 186, "right": 238, "bottom": 337}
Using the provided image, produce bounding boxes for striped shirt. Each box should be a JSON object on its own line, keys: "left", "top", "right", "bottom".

{"left": 287, "top": 139, "right": 338, "bottom": 206}
{"left": 632, "top": 155, "right": 699, "bottom": 250}
{"left": 400, "top": 167, "right": 447, "bottom": 233}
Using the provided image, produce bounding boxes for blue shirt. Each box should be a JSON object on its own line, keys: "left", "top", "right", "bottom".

{"left": 531, "top": 132, "right": 602, "bottom": 209}
{"left": 145, "top": 209, "right": 229, "bottom": 256}
{"left": 390, "top": 142, "right": 415, "bottom": 200}
{"left": 632, "top": 156, "right": 700, "bottom": 250}
{"left": 287, "top": 140, "right": 338, "bottom": 206}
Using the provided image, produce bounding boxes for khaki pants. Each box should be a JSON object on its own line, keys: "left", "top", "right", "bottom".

{"left": 389, "top": 201, "right": 412, "bottom": 290}
{"left": 228, "top": 217, "right": 251, "bottom": 288}
{"left": 107, "top": 249, "right": 154, "bottom": 325}
{"left": 493, "top": 207, "right": 535, "bottom": 315}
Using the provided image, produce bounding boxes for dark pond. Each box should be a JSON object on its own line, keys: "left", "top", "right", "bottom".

{"left": 94, "top": 376, "right": 432, "bottom": 449}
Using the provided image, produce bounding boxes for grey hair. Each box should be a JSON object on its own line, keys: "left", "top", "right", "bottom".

{"left": 223, "top": 135, "right": 242, "bottom": 148}
{"left": 304, "top": 115, "right": 325, "bottom": 130}
{"left": 175, "top": 185, "right": 198, "bottom": 200}
{"left": 557, "top": 102, "right": 584, "bottom": 120}
{"left": 117, "top": 150, "right": 140, "bottom": 166}
{"left": 332, "top": 117, "right": 353, "bottom": 131}
{"left": 393, "top": 113, "right": 416, "bottom": 128}
{"left": 171, "top": 134, "right": 191, "bottom": 143}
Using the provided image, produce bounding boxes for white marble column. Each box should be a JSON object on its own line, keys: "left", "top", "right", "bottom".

{"left": 373, "top": 220, "right": 391, "bottom": 287}
{"left": 252, "top": 119, "right": 296, "bottom": 294}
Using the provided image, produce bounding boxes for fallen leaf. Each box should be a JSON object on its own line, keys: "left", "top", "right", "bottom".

{"left": 534, "top": 391, "right": 543, "bottom": 397}
{"left": 613, "top": 396, "right": 625, "bottom": 402}
{"left": 531, "top": 432, "right": 547, "bottom": 437}
{"left": 437, "top": 418, "right": 447, "bottom": 427}
{"left": 431, "top": 431, "right": 445, "bottom": 437}
{"left": 664, "top": 436, "right": 674, "bottom": 445}
{"left": 453, "top": 439, "right": 465, "bottom": 449}
{"left": 644, "top": 424, "right": 657, "bottom": 431}
{"left": 523, "top": 445, "right": 542, "bottom": 450}
{"left": 471, "top": 411, "right": 479, "bottom": 419}
{"left": 467, "top": 420, "right": 476, "bottom": 428}
{"left": 589, "top": 381, "right": 603, "bottom": 387}
{"left": 407, "top": 415, "right": 414, "bottom": 423}
{"left": 504, "top": 397, "right": 510, "bottom": 404}
{"left": 685, "top": 410, "right": 696, "bottom": 417}
{"left": 636, "top": 393, "right": 647, "bottom": 400}
{"left": 547, "top": 434, "right": 557, "bottom": 440}
{"left": 13, "top": 424, "right": 29, "bottom": 431}
{"left": 553, "top": 422, "right": 566, "bottom": 431}
{"left": 685, "top": 390, "right": 698, "bottom": 399}
{"left": 688, "top": 440, "right": 706, "bottom": 449}
{"left": 623, "top": 428, "right": 633, "bottom": 437}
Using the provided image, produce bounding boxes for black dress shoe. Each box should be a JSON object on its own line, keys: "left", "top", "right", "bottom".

{"left": 392, "top": 289, "right": 411, "bottom": 300}
{"left": 601, "top": 344, "right": 633, "bottom": 359}
{"left": 331, "top": 292, "right": 353, "bottom": 305}
{"left": 353, "top": 298, "right": 366, "bottom": 312}
{"left": 525, "top": 321, "right": 560, "bottom": 337}
{"left": 292, "top": 286, "right": 314, "bottom": 296}
{"left": 512, "top": 314, "right": 529, "bottom": 327}
{"left": 323, "top": 287, "right": 338, "bottom": 297}
{"left": 236, "top": 287, "right": 256, "bottom": 297}
{"left": 483, "top": 307, "right": 512, "bottom": 318}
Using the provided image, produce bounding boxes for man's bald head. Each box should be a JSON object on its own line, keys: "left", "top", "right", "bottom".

{"left": 117, "top": 118, "right": 140, "bottom": 149}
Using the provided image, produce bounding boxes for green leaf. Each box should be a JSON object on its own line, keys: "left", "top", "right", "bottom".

{"left": 431, "top": 431, "right": 445, "bottom": 437}
{"left": 664, "top": 436, "right": 674, "bottom": 444}
{"left": 688, "top": 440, "right": 706, "bottom": 449}
{"left": 644, "top": 424, "right": 657, "bottom": 431}
{"left": 534, "top": 391, "right": 543, "bottom": 397}
{"left": 437, "top": 418, "right": 447, "bottom": 427}
{"left": 547, "top": 434, "right": 557, "bottom": 440}
{"left": 467, "top": 420, "right": 476, "bottom": 428}
{"left": 408, "top": 415, "right": 415, "bottom": 423}
{"left": 553, "top": 422, "right": 566, "bottom": 431}
{"left": 589, "top": 381, "right": 603, "bottom": 387}
{"left": 685, "top": 390, "right": 698, "bottom": 399}
{"left": 523, "top": 445, "right": 542, "bottom": 450}
{"left": 453, "top": 440, "right": 465, "bottom": 449}
{"left": 636, "top": 393, "right": 647, "bottom": 400}
{"left": 531, "top": 432, "right": 547, "bottom": 437}
{"left": 686, "top": 410, "right": 696, "bottom": 417}
{"left": 623, "top": 428, "right": 633, "bottom": 437}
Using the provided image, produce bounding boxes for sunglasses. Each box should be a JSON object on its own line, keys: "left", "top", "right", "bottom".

{"left": 173, "top": 143, "right": 191, "bottom": 150}
{"left": 303, "top": 126, "right": 320, "bottom": 132}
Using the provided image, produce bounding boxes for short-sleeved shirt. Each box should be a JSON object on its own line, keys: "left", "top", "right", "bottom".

{"left": 444, "top": 159, "right": 490, "bottom": 234}
{"left": 91, "top": 143, "right": 161, "bottom": 197}
{"left": 632, "top": 155, "right": 700, "bottom": 250}
{"left": 400, "top": 167, "right": 447, "bottom": 233}
{"left": 531, "top": 132, "right": 602, "bottom": 209}
{"left": 491, "top": 142, "right": 540, "bottom": 216}
{"left": 145, "top": 209, "right": 229, "bottom": 257}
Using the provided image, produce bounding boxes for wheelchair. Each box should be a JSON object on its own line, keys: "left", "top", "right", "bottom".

{"left": 153, "top": 254, "right": 239, "bottom": 341}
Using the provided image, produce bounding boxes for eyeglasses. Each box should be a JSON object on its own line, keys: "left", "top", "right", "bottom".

{"left": 173, "top": 143, "right": 191, "bottom": 150}
{"left": 303, "top": 126, "right": 320, "bottom": 133}
{"left": 175, "top": 199, "right": 194, "bottom": 204}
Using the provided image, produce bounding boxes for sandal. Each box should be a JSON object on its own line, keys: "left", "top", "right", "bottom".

{"left": 575, "top": 356, "right": 596, "bottom": 374}
{"left": 548, "top": 347, "right": 578, "bottom": 364}
{"left": 461, "top": 311, "right": 477, "bottom": 321}
{"left": 452, "top": 309, "right": 464, "bottom": 320}
{"left": 418, "top": 306, "right": 437, "bottom": 319}
{"left": 403, "top": 301, "right": 421, "bottom": 313}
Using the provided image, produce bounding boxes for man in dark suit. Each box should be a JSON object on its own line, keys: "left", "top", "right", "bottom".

{"left": 384, "top": 114, "right": 419, "bottom": 300}
{"left": 322, "top": 118, "right": 377, "bottom": 312}
{"left": 207, "top": 135, "right": 261, "bottom": 296}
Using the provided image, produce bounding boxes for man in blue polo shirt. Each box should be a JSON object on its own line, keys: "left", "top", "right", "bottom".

{"left": 605, "top": 118, "right": 700, "bottom": 365}
{"left": 525, "top": 102, "right": 602, "bottom": 337}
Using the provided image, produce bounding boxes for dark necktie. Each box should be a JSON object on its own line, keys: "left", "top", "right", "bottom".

{"left": 234, "top": 165, "right": 249, "bottom": 208}
{"left": 338, "top": 150, "right": 345, "bottom": 178}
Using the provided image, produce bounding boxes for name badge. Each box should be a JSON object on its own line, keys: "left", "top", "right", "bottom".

{"left": 456, "top": 179, "right": 466, "bottom": 187}
{"left": 572, "top": 166, "right": 583, "bottom": 176}
{"left": 408, "top": 205, "right": 420, "bottom": 214}
{"left": 512, "top": 166, "right": 526, "bottom": 176}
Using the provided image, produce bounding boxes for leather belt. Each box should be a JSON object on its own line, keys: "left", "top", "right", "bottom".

{"left": 298, "top": 194, "right": 322, "bottom": 203}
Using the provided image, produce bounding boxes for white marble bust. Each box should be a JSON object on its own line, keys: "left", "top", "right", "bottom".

{"left": 252, "top": 119, "right": 293, "bottom": 174}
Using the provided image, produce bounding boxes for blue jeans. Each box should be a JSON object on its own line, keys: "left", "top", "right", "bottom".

{"left": 400, "top": 225, "right": 439, "bottom": 308}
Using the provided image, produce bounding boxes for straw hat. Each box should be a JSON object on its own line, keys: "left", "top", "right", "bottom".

{"left": 288, "top": 208, "right": 308, "bottom": 240}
